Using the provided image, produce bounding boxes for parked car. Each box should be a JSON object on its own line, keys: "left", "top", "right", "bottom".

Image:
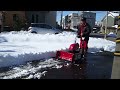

{"left": 28, "top": 23, "right": 62, "bottom": 34}
{"left": 0, "top": 26, "right": 13, "bottom": 32}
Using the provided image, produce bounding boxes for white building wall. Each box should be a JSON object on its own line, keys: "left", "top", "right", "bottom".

{"left": 69, "top": 13, "right": 80, "bottom": 30}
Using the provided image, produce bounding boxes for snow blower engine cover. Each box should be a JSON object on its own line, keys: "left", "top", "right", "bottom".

{"left": 69, "top": 43, "right": 79, "bottom": 52}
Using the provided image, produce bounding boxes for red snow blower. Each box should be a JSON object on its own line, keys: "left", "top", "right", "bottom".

{"left": 56, "top": 35, "right": 87, "bottom": 63}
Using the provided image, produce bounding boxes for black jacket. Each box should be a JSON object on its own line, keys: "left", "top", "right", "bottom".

{"left": 77, "top": 23, "right": 91, "bottom": 39}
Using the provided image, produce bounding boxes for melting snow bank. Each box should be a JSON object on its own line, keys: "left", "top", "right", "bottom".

{"left": 0, "top": 51, "right": 56, "bottom": 68}
{"left": 88, "top": 38, "right": 115, "bottom": 53}
{"left": 0, "top": 31, "right": 116, "bottom": 68}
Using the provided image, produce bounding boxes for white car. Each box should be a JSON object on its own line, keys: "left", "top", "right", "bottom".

{"left": 28, "top": 23, "right": 62, "bottom": 34}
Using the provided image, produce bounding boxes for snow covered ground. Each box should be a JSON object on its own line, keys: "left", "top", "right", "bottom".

{"left": 0, "top": 31, "right": 116, "bottom": 68}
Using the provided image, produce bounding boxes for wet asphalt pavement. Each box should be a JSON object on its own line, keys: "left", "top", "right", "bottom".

{"left": 41, "top": 52, "right": 114, "bottom": 79}
{"left": 41, "top": 33, "right": 115, "bottom": 79}
{"left": 0, "top": 51, "right": 114, "bottom": 79}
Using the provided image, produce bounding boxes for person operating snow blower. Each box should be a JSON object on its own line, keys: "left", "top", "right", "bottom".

{"left": 55, "top": 17, "right": 91, "bottom": 63}
{"left": 77, "top": 17, "right": 91, "bottom": 57}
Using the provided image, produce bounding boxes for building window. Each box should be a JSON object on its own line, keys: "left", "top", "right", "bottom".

{"left": 36, "top": 15, "right": 39, "bottom": 23}
{"left": 3, "top": 15, "right": 5, "bottom": 22}
{"left": 32, "top": 15, "right": 34, "bottom": 23}
{"left": 44, "top": 24, "right": 52, "bottom": 29}
{"left": 73, "top": 26, "right": 77, "bottom": 29}
{"left": 13, "top": 14, "right": 18, "bottom": 21}
{"left": 114, "top": 17, "right": 118, "bottom": 25}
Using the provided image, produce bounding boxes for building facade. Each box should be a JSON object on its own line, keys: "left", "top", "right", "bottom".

{"left": 62, "top": 12, "right": 96, "bottom": 31}
{"left": 25, "top": 11, "right": 56, "bottom": 27}
{"left": 0, "top": 11, "right": 26, "bottom": 31}
{"left": 62, "top": 13, "right": 80, "bottom": 31}
{"left": 0, "top": 11, "right": 57, "bottom": 31}
{"left": 101, "top": 12, "right": 119, "bottom": 27}
{"left": 101, "top": 11, "right": 119, "bottom": 34}
{"left": 68, "top": 13, "right": 80, "bottom": 31}
{"left": 45, "top": 11, "right": 56, "bottom": 27}
{"left": 80, "top": 11, "right": 96, "bottom": 30}
{"left": 3, "top": 11, "right": 26, "bottom": 28}
{"left": 62, "top": 15, "right": 70, "bottom": 29}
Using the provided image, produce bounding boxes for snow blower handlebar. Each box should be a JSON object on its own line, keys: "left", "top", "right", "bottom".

{"left": 74, "top": 35, "right": 78, "bottom": 43}
{"left": 76, "top": 33, "right": 85, "bottom": 42}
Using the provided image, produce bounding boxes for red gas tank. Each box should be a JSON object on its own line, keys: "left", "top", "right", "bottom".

{"left": 69, "top": 43, "right": 79, "bottom": 52}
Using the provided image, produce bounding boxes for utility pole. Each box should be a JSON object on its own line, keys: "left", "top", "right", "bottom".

{"left": 104, "top": 11, "right": 108, "bottom": 39}
{"left": 1, "top": 12, "right": 4, "bottom": 32}
{"left": 60, "top": 11, "right": 63, "bottom": 29}
{"left": 111, "top": 11, "right": 120, "bottom": 79}
{"left": 0, "top": 12, "right": 2, "bottom": 33}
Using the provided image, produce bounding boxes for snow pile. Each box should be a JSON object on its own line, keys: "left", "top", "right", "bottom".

{"left": 115, "top": 25, "right": 118, "bottom": 28}
{"left": 107, "top": 32, "right": 117, "bottom": 38}
{"left": 88, "top": 38, "right": 115, "bottom": 53}
{"left": 112, "top": 25, "right": 118, "bottom": 29}
{"left": 0, "top": 31, "right": 115, "bottom": 68}
{"left": 29, "top": 71, "right": 47, "bottom": 79}
{"left": 0, "top": 36, "right": 8, "bottom": 43}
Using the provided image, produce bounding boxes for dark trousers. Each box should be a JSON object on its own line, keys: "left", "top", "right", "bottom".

{"left": 84, "top": 37, "right": 89, "bottom": 51}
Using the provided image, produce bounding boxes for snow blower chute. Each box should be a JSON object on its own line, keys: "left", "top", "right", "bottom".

{"left": 56, "top": 35, "right": 87, "bottom": 63}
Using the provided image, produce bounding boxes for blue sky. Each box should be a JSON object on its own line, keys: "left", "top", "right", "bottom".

{"left": 57, "top": 11, "right": 107, "bottom": 23}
